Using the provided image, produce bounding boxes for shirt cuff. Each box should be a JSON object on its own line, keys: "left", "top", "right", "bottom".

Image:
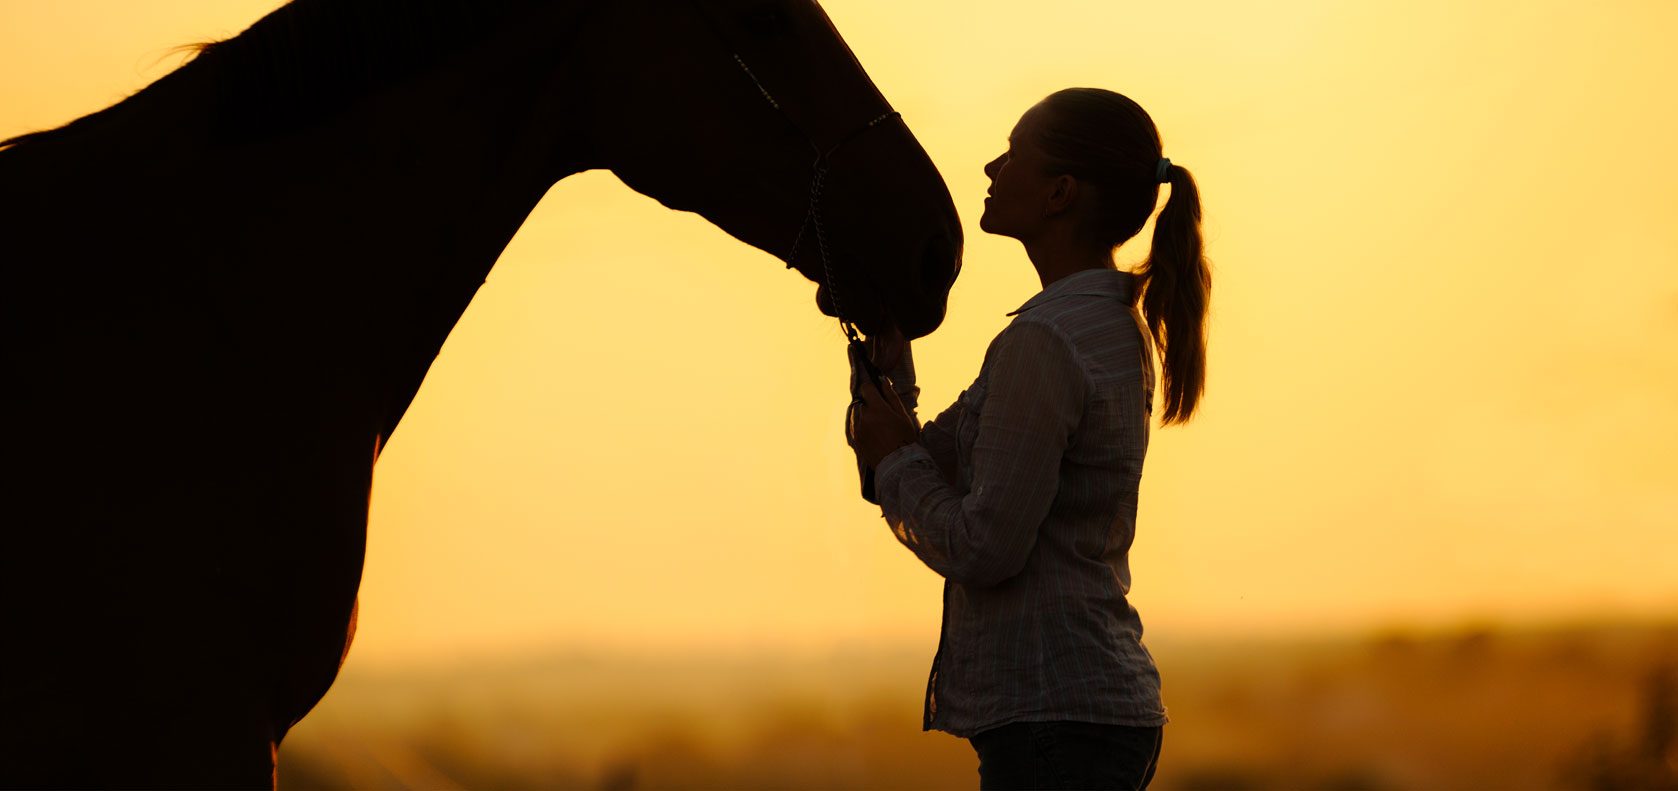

{"left": 875, "top": 442, "right": 932, "bottom": 492}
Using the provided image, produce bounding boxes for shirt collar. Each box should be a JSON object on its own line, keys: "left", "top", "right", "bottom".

{"left": 1007, "top": 268, "right": 1137, "bottom": 316}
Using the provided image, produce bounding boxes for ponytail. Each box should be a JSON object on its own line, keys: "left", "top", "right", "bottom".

{"left": 1032, "top": 87, "right": 1211, "bottom": 424}
{"left": 1138, "top": 163, "right": 1209, "bottom": 425}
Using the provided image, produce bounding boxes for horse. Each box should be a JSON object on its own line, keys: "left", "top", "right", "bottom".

{"left": 0, "top": 0, "right": 961, "bottom": 784}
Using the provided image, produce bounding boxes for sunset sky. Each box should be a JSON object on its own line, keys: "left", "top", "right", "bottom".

{"left": 3, "top": 0, "right": 1674, "bottom": 668}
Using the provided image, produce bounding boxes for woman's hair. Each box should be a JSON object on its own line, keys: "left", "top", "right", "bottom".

{"left": 1035, "top": 87, "right": 1210, "bottom": 425}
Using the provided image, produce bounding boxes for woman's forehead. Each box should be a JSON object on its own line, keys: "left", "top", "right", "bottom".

{"left": 1007, "top": 107, "right": 1054, "bottom": 153}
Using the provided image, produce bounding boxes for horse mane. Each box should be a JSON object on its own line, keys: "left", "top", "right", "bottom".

{"left": 0, "top": 0, "right": 546, "bottom": 153}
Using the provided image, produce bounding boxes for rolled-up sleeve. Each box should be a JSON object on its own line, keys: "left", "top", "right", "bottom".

{"left": 874, "top": 320, "right": 1087, "bottom": 587}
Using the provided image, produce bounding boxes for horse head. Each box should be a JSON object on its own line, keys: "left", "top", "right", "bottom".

{"left": 575, "top": 0, "right": 963, "bottom": 341}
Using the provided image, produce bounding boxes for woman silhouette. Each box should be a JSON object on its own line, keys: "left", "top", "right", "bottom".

{"left": 848, "top": 87, "right": 1210, "bottom": 790}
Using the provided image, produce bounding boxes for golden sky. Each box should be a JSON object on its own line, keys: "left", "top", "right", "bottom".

{"left": 3, "top": 0, "right": 1675, "bottom": 667}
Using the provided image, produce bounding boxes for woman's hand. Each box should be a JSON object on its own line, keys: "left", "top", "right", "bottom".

{"left": 848, "top": 375, "right": 918, "bottom": 468}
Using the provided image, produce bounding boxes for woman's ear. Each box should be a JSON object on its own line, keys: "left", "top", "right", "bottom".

{"left": 1044, "top": 173, "right": 1079, "bottom": 217}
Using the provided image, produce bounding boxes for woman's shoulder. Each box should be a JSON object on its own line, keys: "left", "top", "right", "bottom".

{"left": 1006, "top": 294, "right": 1142, "bottom": 348}
{"left": 974, "top": 318, "right": 1087, "bottom": 393}
{"left": 991, "top": 301, "right": 1147, "bottom": 389}
{"left": 987, "top": 314, "right": 1077, "bottom": 361}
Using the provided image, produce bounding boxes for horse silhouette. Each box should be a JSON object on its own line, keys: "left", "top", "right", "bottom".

{"left": 0, "top": 0, "right": 961, "bottom": 784}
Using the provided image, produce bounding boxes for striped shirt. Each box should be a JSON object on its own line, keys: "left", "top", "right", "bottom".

{"left": 869, "top": 267, "right": 1168, "bottom": 738}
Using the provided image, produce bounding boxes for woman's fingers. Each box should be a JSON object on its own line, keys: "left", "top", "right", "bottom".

{"left": 867, "top": 326, "right": 906, "bottom": 373}
{"left": 847, "top": 339, "right": 916, "bottom": 468}
{"left": 876, "top": 377, "right": 906, "bottom": 416}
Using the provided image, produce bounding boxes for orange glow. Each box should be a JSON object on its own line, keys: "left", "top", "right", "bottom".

{"left": 3, "top": 0, "right": 1674, "bottom": 669}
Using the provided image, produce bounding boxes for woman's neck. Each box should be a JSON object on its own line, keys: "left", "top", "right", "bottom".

{"left": 1022, "top": 234, "right": 1116, "bottom": 290}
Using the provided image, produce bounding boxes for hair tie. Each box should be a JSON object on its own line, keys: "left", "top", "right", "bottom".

{"left": 1155, "top": 157, "right": 1172, "bottom": 183}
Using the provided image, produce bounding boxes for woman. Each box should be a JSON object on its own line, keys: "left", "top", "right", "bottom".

{"left": 847, "top": 87, "right": 1210, "bottom": 790}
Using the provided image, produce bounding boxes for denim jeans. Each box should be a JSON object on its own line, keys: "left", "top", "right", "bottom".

{"left": 969, "top": 720, "right": 1163, "bottom": 790}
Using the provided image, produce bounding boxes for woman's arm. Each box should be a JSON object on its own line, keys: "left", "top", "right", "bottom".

{"left": 872, "top": 321, "right": 1087, "bottom": 587}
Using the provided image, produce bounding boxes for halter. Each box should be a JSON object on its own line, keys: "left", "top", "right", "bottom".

{"left": 684, "top": 0, "right": 899, "bottom": 382}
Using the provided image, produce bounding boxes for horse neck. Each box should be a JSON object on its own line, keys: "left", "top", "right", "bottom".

{"left": 4, "top": 1, "right": 605, "bottom": 447}
{"left": 216, "top": 2, "right": 606, "bottom": 442}
{"left": 212, "top": 2, "right": 602, "bottom": 292}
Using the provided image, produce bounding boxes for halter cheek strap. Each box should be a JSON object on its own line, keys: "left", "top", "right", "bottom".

{"left": 685, "top": 0, "right": 900, "bottom": 339}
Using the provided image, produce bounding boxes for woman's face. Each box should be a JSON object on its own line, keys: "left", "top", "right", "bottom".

{"left": 980, "top": 103, "right": 1059, "bottom": 240}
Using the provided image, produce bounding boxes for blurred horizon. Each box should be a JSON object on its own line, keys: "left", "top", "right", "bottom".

{"left": 280, "top": 617, "right": 1678, "bottom": 789}
{"left": 327, "top": 609, "right": 1678, "bottom": 675}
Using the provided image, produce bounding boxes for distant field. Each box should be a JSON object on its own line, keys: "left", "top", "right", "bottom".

{"left": 279, "top": 619, "right": 1678, "bottom": 790}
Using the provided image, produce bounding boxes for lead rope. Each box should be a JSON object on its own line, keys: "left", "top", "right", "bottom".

{"left": 800, "top": 110, "right": 900, "bottom": 374}
{"left": 682, "top": 0, "right": 893, "bottom": 478}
